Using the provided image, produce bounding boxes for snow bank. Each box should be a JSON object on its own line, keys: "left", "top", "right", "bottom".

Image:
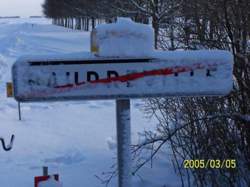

{"left": 92, "top": 17, "right": 154, "bottom": 57}
{"left": 38, "top": 177, "right": 63, "bottom": 187}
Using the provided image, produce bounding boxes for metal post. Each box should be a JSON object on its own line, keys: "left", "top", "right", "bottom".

{"left": 116, "top": 99, "right": 132, "bottom": 187}
{"left": 18, "top": 102, "right": 22, "bottom": 121}
{"left": 43, "top": 166, "right": 48, "bottom": 176}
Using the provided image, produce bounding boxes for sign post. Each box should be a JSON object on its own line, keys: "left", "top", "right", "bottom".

{"left": 34, "top": 167, "right": 59, "bottom": 187}
{"left": 6, "top": 82, "right": 21, "bottom": 121}
{"left": 116, "top": 99, "right": 131, "bottom": 187}
{"left": 18, "top": 102, "right": 22, "bottom": 121}
{"left": 11, "top": 50, "right": 233, "bottom": 187}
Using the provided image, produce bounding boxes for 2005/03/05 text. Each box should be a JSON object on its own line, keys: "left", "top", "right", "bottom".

{"left": 184, "top": 159, "right": 236, "bottom": 169}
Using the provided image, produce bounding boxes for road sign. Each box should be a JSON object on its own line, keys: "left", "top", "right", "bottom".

{"left": 6, "top": 82, "right": 13, "bottom": 97}
{"left": 34, "top": 174, "right": 59, "bottom": 187}
{"left": 12, "top": 50, "right": 233, "bottom": 102}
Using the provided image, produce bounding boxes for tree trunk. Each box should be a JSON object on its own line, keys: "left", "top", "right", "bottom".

{"left": 152, "top": 15, "right": 159, "bottom": 49}
{"left": 91, "top": 17, "right": 96, "bottom": 29}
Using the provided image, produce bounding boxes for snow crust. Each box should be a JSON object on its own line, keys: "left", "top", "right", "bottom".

{"left": 94, "top": 17, "right": 154, "bottom": 57}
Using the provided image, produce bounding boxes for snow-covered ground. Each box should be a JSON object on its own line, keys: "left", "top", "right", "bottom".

{"left": 0, "top": 18, "right": 180, "bottom": 187}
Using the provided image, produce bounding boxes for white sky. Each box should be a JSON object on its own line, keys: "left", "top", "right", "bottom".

{"left": 0, "top": 0, "right": 44, "bottom": 17}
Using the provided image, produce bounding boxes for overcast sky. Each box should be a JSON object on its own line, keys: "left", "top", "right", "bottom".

{"left": 0, "top": 0, "right": 44, "bottom": 17}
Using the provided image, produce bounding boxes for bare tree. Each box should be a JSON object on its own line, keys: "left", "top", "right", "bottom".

{"left": 42, "top": 0, "right": 250, "bottom": 186}
{"left": 139, "top": 0, "right": 250, "bottom": 186}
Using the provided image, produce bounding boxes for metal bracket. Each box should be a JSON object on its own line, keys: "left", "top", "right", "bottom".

{"left": 0, "top": 135, "right": 15, "bottom": 151}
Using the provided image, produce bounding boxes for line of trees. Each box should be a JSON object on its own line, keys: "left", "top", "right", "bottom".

{"left": 42, "top": 0, "right": 250, "bottom": 186}
{"left": 42, "top": 0, "right": 149, "bottom": 31}
{"left": 131, "top": 0, "right": 250, "bottom": 186}
{"left": 42, "top": 0, "right": 104, "bottom": 30}
{"left": 42, "top": 0, "right": 182, "bottom": 47}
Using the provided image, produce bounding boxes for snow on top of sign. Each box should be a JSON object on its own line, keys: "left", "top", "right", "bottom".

{"left": 153, "top": 50, "right": 233, "bottom": 61}
{"left": 14, "top": 50, "right": 233, "bottom": 67}
{"left": 97, "top": 17, "right": 148, "bottom": 31}
{"left": 15, "top": 49, "right": 233, "bottom": 63}
{"left": 95, "top": 17, "right": 154, "bottom": 58}
{"left": 153, "top": 50, "right": 234, "bottom": 67}
{"left": 14, "top": 51, "right": 95, "bottom": 65}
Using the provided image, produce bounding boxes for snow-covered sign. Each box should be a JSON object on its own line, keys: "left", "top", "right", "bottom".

{"left": 35, "top": 175, "right": 61, "bottom": 187}
{"left": 12, "top": 50, "right": 233, "bottom": 102}
{"left": 38, "top": 177, "right": 62, "bottom": 187}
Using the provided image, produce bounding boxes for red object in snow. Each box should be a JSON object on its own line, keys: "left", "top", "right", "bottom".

{"left": 34, "top": 174, "right": 59, "bottom": 187}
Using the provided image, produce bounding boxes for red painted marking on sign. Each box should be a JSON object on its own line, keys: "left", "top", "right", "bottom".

{"left": 21, "top": 62, "right": 219, "bottom": 98}
{"left": 54, "top": 83, "right": 74, "bottom": 89}
{"left": 54, "top": 64, "right": 202, "bottom": 90}
{"left": 92, "top": 67, "right": 174, "bottom": 84}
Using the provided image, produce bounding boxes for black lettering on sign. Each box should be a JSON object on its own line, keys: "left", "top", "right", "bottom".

{"left": 87, "top": 71, "right": 99, "bottom": 82}
{"left": 190, "top": 70, "right": 194, "bottom": 76}
{"left": 66, "top": 72, "right": 70, "bottom": 84}
{"left": 107, "top": 71, "right": 119, "bottom": 78}
{"left": 206, "top": 69, "right": 211, "bottom": 77}
{"left": 74, "top": 72, "right": 79, "bottom": 84}
{"left": 52, "top": 72, "right": 57, "bottom": 86}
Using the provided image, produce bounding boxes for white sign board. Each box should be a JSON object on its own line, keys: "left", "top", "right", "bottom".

{"left": 12, "top": 51, "right": 233, "bottom": 102}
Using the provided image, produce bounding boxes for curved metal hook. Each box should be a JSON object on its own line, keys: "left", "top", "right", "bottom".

{"left": 0, "top": 135, "right": 15, "bottom": 151}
